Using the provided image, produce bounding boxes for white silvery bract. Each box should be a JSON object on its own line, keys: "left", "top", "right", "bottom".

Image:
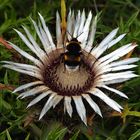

{"left": 2, "top": 10, "right": 139, "bottom": 125}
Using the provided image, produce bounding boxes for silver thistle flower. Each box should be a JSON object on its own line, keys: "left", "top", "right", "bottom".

{"left": 2, "top": 10, "right": 139, "bottom": 125}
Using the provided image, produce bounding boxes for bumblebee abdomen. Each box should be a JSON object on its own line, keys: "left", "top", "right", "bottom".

{"left": 64, "top": 54, "right": 80, "bottom": 61}
{"left": 64, "top": 54, "right": 81, "bottom": 66}
{"left": 64, "top": 60, "right": 80, "bottom": 66}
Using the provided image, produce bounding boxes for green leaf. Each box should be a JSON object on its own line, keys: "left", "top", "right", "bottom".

{"left": 47, "top": 127, "right": 67, "bottom": 140}
{"left": 125, "top": 77, "right": 140, "bottom": 88}
{"left": 0, "top": 96, "right": 11, "bottom": 110}
{"left": 125, "top": 11, "right": 139, "bottom": 28}
{"left": 128, "top": 111, "right": 140, "bottom": 117}
{"left": 0, "top": 133, "right": 6, "bottom": 140}
{"left": 70, "top": 131, "right": 80, "bottom": 140}
{"left": 128, "top": 129, "right": 140, "bottom": 140}
{"left": 0, "top": 19, "right": 15, "bottom": 35}
{"left": 41, "top": 123, "right": 67, "bottom": 140}
{"left": 25, "top": 133, "right": 30, "bottom": 140}
{"left": 0, "top": 0, "right": 11, "bottom": 10}
{"left": 55, "top": 128, "right": 67, "bottom": 140}
{"left": 4, "top": 71, "right": 9, "bottom": 85}
{"left": 6, "top": 130, "right": 12, "bottom": 140}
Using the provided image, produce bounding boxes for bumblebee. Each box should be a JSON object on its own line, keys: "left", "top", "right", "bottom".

{"left": 61, "top": 38, "right": 83, "bottom": 71}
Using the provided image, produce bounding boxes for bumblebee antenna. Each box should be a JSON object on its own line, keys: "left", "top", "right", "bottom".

{"left": 67, "top": 31, "right": 72, "bottom": 38}
{"left": 76, "top": 32, "right": 83, "bottom": 39}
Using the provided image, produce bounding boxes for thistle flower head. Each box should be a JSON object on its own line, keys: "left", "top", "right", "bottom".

{"left": 2, "top": 10, "right": 139, "bottom": 125}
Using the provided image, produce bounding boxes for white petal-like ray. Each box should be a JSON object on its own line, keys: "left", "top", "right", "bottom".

{"left": 107, "top": 34, "right": 126, "bottom": 49}
{"left": 109, "top": 58, "right": 140, "bottom": 67}
{"left": 101, "top": 71, "right": 138, "bottom": 81}
{"left": 8, "top": 41, "right": 42, "bottom": 67}
{"left": 100, "top": 43, "right": 132, "bottom": 63}
{"left": 67, "top": 10, "right": 73, "bottom": 40}
{"left": 14, "top": 28, "right": 46, "bottom": 63}
{"left": 104, "top": 46, "right": 137, "bottom": 65}
{"left": 85, "top": 15, "right": 97, "bottom": 52}
{"left": 38, "top": 13, "right": 55, "bottom": 50}
{"left": 99, "top": 43, "right": 137, "bottom": 64}
{"left": 64, "top": 96, "right": 73, "bottom": 117}
{"left": 13, "top": 81, "right": 43, "bottom": 93}
{"left": 89, "top": 88, "right": 122, "bottom": 112}
{"left": 108, "top": 65, "right": 137, "bottom": 72}
{"left": 39, "top": 93, "right": 57, "bottom": 120}
{"left": 82, "top": 94, "right": 102, "bottom": 117}
{"left": 2, "top": 61, "right": 40, "bottom": 72}
{"left": 92, "top": 28, "right": 119, "bottom": 55}
{"left": 52, "top": 95, "right": 63, "bottom": 108}
{"left": 78, "top": 11, "right": 92, "bottom": 47}
{"left": 73, "top": 10, "right": 81, "bottom": 38}
{"left": 39, "top": 23, "right": 52, "bottom": 54}
{"left": 27, "top": 90, "right": 51, "bottom": 108}
{"left": 92, "top": 33, "right": 126, "bottom": 58}
{"left": 14, "top": 29, "right": 38, "bottom": 54}
{"left": 3, "top": 64, "right": 42, "bottom": 80}
{"left": 100, "top": 64, "right": 137, "bottom": 74}
{"left": 56, "top": 11, "right": 62, "bottom": 48}
{"left": 97, "top": 47, "right": 138, "bottom": 73}
{"left": 102, "top": 74, "right": 138, "bottom": 81}
{"left": 104, "top": 78, "right": 131, "bottom": 85}
{"left": 102, "top": 85, "right": 128, "bottom": 98}
{"left": 18, "top": 85, "right": 49, "bottom": 99}
{"left": 22, "top": 26, "right": 47, "bottom": 62}
{"left": 68, "top": 11, "right": 75, "bottom": 40}
{"left": 30, "top": 18, "right": 52, "bottom": 54}
{"left": 73, "top": 96, "right": 87, "bottom": 125}
{"left": 78, "top": 9, "right": 86, "bottom": 36}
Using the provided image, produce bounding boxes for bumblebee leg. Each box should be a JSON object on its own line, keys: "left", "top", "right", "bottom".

{"left": 78, "top": 63, "right": 80, "bottom": 71}
{"left": 78, "top": 62, "right": 81, "bottom": 71}
{"left": 63, "top": 63, "right": 66, "bottom": 73}
{"left": 60, "top": 53, "right": 66, "bottom": 73}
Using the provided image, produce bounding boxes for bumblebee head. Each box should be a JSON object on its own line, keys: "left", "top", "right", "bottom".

{"left": 67, "top": 44, "right": 81, "bottom": 53}
{"left": 70, "top": 38, "right": 78, "bottom": 42}
{"left": 66, "top": 38, "right": 81, "bottom": 53}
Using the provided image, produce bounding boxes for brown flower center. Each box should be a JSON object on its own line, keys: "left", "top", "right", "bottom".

{"left": 42, "top": 49, "right": 95, "bottom": 96}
